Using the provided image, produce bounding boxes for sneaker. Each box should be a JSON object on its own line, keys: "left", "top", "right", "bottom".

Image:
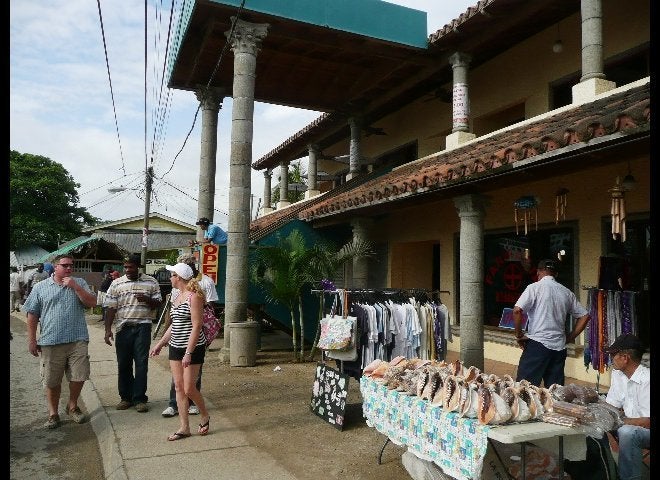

{"left": 162, "top": 406, "right": 178, "bottom": 417}
{"left": 66, "top": 406, "right": 87, "bottom": 424}
{"left": 116, "top": 400, "right": 133, "bottom": 410}
{"left": 44, "top": 414, "right": 61, "bottom": 429}
{"left": 188, "top": 405, "right": 200, "bottom": 415}
{"left": 135, "top": 403, "right": 149, "bottom": 413}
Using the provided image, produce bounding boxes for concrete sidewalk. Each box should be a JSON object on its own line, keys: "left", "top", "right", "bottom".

{"left": 72, "top": 314, "right": 297, "bottom": 480}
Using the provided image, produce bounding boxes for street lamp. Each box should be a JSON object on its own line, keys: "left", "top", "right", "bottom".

{"left": 107, "top": 166, "right": 154, "bottom": 269}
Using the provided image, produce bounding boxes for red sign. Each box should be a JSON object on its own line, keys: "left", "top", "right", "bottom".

{"left": 201, "top": 244, "right": 219, "bottom": 284}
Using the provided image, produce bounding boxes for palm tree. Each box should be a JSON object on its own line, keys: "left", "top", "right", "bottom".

{"left": 250, "top": 230, "right": 373, "bottom": 361}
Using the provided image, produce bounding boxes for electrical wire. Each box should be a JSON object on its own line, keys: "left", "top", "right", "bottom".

{"left": 160, "top": 0, "right": 246, "bottom": 178}
{"left": 95, "top": 0, "right": 127, "bottom": 176}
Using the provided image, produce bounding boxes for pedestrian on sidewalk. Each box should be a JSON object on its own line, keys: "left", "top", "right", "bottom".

{"left": 103, "top": 254, "right": 162, "bottom": 413}
{"left": 23, "top": 254, "right": 97, "bottom": 429}
{"left": 149, "top": 262, "right": 210, "bottom": 441}
{"left": 161, "top": 254, "right": 219, "bottom": 418}
{"left": 10, "top": 266, "right": 23, "bottom": 313}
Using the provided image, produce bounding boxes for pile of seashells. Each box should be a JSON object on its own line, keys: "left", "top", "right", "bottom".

{"left": 363, "top": 357, "right": 554, "bottom": 426}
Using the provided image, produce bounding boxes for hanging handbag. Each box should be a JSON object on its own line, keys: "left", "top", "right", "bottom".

{"left": 202, "top": 303, "right": 222, "bottom": 348}
{"left": 317, "top": 316, "right": 354, "bottom": 351}
{"left": 318, "top": 290, "right": 358, "bottom": 361}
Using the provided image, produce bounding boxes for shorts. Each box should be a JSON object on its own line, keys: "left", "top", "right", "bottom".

{"left": 40, "top": 341, "right": 90, "bottom": 388}
{"left": 168, "top": 344, "right": 206, "bottom": 364}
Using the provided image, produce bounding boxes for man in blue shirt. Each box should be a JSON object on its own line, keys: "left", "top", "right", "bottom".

{"left": 23, "top": 255, "right": 98, "bottom": 429}
{"left": 194, "top": 217, "right": 227, "bottom": 245}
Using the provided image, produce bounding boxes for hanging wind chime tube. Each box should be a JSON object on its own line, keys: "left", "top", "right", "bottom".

{"left": 609, "top": 177, "right": 627, "bottom": 242}
{"left": 555, "top": 188, "right": 569, "bottom": 224}
{"left": 514, "top": 196, "right": 540, "bottom": 235}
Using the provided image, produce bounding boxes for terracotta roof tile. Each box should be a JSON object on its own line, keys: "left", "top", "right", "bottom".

{"left": 297, "top": 82, "right": 649, "bottom": 221}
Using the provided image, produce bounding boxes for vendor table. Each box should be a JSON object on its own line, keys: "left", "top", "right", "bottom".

{"left": 360, "top": 377, "right": 586, "bottom": 480}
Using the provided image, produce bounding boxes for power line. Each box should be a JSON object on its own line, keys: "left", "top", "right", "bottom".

{"left": 95, "top": 0, "right": 127, "bottom": 176}
{"left": 160, "top": 0, "right": 247, "bottom": 178}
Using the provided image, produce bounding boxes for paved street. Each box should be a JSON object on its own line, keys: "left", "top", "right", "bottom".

{"left": 10, "top": 315, "right": 104, "bottom": 480}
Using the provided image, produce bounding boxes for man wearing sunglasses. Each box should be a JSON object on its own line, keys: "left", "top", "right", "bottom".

{"left": 23, "top": 255, "right": 97, "bottom": 429}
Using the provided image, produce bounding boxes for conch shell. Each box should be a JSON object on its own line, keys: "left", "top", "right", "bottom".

{"left": 502, "top": 386, "right": 532, "bottom": 422}
{"left": 477, "top": 385, "right": 513, "bottom": 425}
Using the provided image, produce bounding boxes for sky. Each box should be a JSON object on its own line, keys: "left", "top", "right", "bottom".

{"left": 10, "top": 0, "right": 474, "bottom": 231}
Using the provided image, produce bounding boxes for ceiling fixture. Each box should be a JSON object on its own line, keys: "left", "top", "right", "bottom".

{"left": 621, "top": 160, "right": 636, "bottom": 191}
{"left": 552, "top": 23, "right": 563, "bottom": 54}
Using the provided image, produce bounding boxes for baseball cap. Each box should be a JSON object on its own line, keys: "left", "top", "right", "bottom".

{"left": 604, "top": 333, "right": 644, "bottom": 354}
{"left": 196, "top": 217, "right": 211, "bottom": 225}
{"left": 537, "top": 259, "right": 557, "bottom": 272}
{"left": 166, "top": 263, "right": 194, "bottom": 280}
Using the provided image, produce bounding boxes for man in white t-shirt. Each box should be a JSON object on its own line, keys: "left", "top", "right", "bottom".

{"left": 161, "top": 254, "right": 220, "bottom": 417}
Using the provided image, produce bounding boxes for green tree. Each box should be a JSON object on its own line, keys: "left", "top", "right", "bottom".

{"left": 250, "top": 230, "right": 373, "bottom": 361}
{"left": 10, "top": 150, "right": 98, "bottom": 250}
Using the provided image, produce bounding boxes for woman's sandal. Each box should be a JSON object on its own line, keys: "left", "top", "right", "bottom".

{"left": 198, "top": 417, "right": 210, "bottom": 436}
{"left": 167, "top": 431, "right": 191, "bottom": 441}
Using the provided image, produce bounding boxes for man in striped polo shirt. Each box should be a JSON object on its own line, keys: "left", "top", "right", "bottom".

{"left": 103, "top": 254, "right": 162, "bottom": 412}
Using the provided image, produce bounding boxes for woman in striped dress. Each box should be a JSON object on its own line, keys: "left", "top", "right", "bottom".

{"left": 149, "top": 263, "right": 210, "bottom": 440}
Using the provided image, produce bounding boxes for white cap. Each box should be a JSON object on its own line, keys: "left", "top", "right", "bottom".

{"left": 165, "top": 263, "right": 194, "bottom": 280}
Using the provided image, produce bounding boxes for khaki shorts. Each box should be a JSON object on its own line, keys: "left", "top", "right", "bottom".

{"left": 40, "top": 341, "right": 90, "bottom": 388}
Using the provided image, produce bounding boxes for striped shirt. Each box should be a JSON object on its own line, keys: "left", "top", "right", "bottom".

{"left": 169, "top": 293, "right": 206, "bottom": 349}
{"left": 104, "top": 273, "right": 161, "bottom": 332}
{"left": 22, "top": 277, "right": 91, "bottom": 345}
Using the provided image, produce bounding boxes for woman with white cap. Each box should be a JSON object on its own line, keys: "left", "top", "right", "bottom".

{"left": 149, "top": 262, "right": 210, "bottom": 440}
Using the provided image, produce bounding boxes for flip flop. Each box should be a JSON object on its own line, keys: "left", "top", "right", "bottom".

{"left": 167, "top": 431, "right": 191, "bottom": 441}
{"left": 198, "top": 417, "right": 210, "bottom": 436}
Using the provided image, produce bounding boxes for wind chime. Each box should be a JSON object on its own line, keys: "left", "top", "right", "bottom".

{"left": 514, "top": 195, "right": 539, "bottom": 235}
{"left": 555, "top": 188, "right": 569, "bottom": 224}
{"left": 609, "top": 177, "right": 626, "bottom": 242}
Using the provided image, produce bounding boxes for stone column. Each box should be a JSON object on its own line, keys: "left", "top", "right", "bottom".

{"left": 351, "top": 218, "right": 373, "bottom": 289}
{"left": 277, "top": 161, "right": 290, "bottom": 208}
{"left": 194, "top": 87, "right": 224, "bottom": 242}
{"left": 346, "top": 116, "right": 362, "bottom": 181}
{"left": 453, "top": 194, "right": 489, "bottom": 371}
{"left": 260, "top": 170, "right": 273, "bottom": 216}
{"left": 572, "top": 0, "right": 615, "bottom": 102}
{"left": 446, "top": 52, "right": 476, "bottom": 150}
{"left": 220, "top": 17, "right": 268, "bottom": 364}
{"left": 305, "top": 143, "right": 320, "bottom": 199}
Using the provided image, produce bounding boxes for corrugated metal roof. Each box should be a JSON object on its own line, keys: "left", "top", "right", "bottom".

{"left": 38, "top": 237, "right": 100, "bottom": 262}
{"left": 91, "top": 231, "right": 194, "bottom": 253}
{"left": 10, "top": 245, "right": 51, "bottom": 267}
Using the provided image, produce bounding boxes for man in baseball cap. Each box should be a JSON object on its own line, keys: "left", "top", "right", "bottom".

{"left": 512, "top": 257, "right": 589, "bottom": 387}
{"left": 191, "top": 217, "right": 227, "bottom": 246}
{"left": 603, "top": 333, "right": 650, "bottom": 480}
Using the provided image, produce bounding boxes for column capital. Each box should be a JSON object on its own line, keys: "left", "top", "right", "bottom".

{"left": 226, "top": 18, "right": 268, "bottom": 55}
{"left": 195, "top": 87, "right": 224, "bottom": 111}
{"left": 453, "top": 194, "right": 490, "bottom": 217}
{"left": 263, "top": 170, "right": 272, "bottom": 179}
{"left": 449, "top": 51, "right": 472, "bottom": 68}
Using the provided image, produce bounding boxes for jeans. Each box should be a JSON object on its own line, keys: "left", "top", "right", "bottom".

{"left": 516, "top": 339, "right": 567, "bottom": 387}
{"left": 115, "top": 323, "right": 151, "bottom": 404}
{"left": 168, "top": 364, "right": 202, "bottom": 409}
{"left": 617, "top": 424, "right": 650, "bottom": 480}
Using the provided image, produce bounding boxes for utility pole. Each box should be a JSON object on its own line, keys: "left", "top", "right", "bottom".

{"left": 141, "top": 166, "right": 154, "bottom": 269}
